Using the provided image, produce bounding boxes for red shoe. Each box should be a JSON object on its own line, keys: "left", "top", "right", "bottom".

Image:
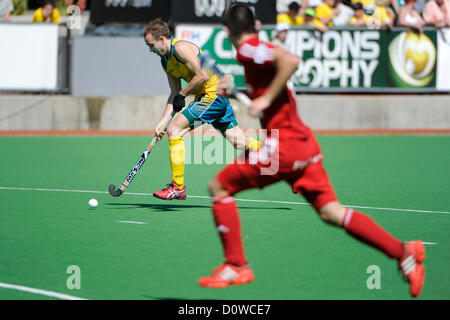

{"left": 153, "top": 183, "right": 186, "bottom": 200}
{"left": 198, "top": 263, "right": 254, "bottom": 288}
{"left": 398, "top": 240, "right": 426, "bottom": 298}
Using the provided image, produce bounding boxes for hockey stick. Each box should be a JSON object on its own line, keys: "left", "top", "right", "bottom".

{"left": 200, "top": 51, "right": 251, "bottom": 107}
{"left": 108, "top": 111, "right": 177, "bottom": 197}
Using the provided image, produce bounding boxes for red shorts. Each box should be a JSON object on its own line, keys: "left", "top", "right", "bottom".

{"left": 217, "top": 134, "right": 337, "bottom": 211}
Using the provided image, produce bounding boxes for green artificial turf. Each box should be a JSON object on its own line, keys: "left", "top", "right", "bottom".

{"left": 0, "top": 135, "right": 449, "bottom": 300}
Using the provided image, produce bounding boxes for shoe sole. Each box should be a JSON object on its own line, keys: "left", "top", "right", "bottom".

{"left": 198, "top": 275, "right": 254, "bottom": 288}
{"left": 415, "top": 242, "right": 426, "bottom": 298}
{"left": 199, "top": 280, "right": 253, "bottom": 288}
{"left": 231, "top": 278, "right": 254, "bottom": 286}
{"left": 153, "top": 193, "right": 186, "bottom": 201}
{"left": 405, "top": 240, "right": 426, "bottom": 298}
{"left": 410, "top": 264, "right": 425, "bottom": 298}
{"left": 199, "top": 282, "right": 231, "bottom": 288}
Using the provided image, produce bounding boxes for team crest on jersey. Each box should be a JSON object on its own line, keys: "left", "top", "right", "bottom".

{"left": 239, "top": 43, "right": 274, "bottom": 65}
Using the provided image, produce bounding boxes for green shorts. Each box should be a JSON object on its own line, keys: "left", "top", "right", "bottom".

{"left": 181, "top": 95, "right": 239, "bottom": 134}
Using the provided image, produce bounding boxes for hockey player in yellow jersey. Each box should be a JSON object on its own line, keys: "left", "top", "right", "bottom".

{"left": 144, "top": 18, "right": 259, "bottom": 200}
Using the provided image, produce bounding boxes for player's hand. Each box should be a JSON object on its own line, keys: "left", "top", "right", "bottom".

{"left": 217, "top": 74, "right": 235, "bottom": 97}
{"left": 249, "top": 95, "right": 270, "bottom": 118}
{"left": 173, "top": 93, "right": 185, "bottom": 112}
{"left": 155, "top": 124, "right": 167, "bottom": 141}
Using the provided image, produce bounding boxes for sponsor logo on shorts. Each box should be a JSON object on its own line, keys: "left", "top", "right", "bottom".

{"left": 292, "top": 153, "right": 323, "bottom": 171}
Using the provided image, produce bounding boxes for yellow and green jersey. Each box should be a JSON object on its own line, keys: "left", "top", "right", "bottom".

{"left": 349, "top": 14, "right": 371, "bottom": 25}
{"left": 315, "top": 3, "right": 335, "bottom": 26}
{"left": 276, "top": 13, "right": 304, "bottom": 25}
{"left": 161, "top": 38, "right": 220, "bottom": 101}
{"left": 30, "top": 7, "right": 61, "bottom": 24}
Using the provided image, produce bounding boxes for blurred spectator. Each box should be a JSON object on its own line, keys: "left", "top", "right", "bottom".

{"left": 351, "top": 0, "right": 376, "bottom": 13}
{"left": 31, "top": 0, "right": 61, "bottom": 23}
{"left": 309, "top": 0, "right": 324, "bottom": 7}
{"left": 0, "top": 0, "right": 13, "bottom": 22}
{"left": 415, "top": 0, "right": 427, "bottom": 14}
{"left": 423, "top": 0, "right": 450, "bottom": 27}
{"left": 65, "top": 0, "right": 86, "bottom": 13}
{"left": 304, "top": 7, "right": 329, "bottom": 31}
{"left": 271, "top": 22, "right": 290, "bottom": 50}
{"left": 348, "top": 2, "right": 371, "bottom": 25}
{"left": 398, "top": 0, "right": 425, "bottom": 32}
{"left": 392, "top": 0, "right": 406, "bottom": 16}
{"left": 277, "top": 0, "right": 317, "bottom": 12}
{"left": 278, "top": 0, "right": 296, "bottom": 12}
{"left": 333, "top": 0, "right": 355, "bottom": 26}
{"left": 277, "top": 1, "right": 304, "bottom": 25}
{"left": 316, "top": 0, "right": 340, "bottom": 26}
{"left": 371, "top": 0, "right": 395, "bottom": 29}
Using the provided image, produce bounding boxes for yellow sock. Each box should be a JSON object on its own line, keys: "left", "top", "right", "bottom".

{"left": 168, "top": 136, "right": 185, "bottom": 189}
{"left": 245, "top": 137, "right": 260, "bottom": 151}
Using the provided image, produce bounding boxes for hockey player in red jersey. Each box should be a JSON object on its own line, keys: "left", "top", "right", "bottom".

{"left": 197, "top": 3, "right": 425, "bottom": 298}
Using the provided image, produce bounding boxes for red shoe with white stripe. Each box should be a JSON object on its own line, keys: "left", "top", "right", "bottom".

{"left": 398, "top": 240, "right": 426, "bottom": 298}
{"left": 198, "top": 263, "right": 254, "bottom": 288}
{"left": 153, "top": 183, "right": 186, "bottom": 200}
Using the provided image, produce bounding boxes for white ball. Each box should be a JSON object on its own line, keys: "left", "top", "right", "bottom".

{"left": 88, "top": 198, "right": 98, "bottom": 208}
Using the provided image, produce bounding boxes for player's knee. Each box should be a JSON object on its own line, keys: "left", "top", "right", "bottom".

{"left": 208, "top": 178, "right": 220, "bottom": 196}
{"left": 167, "top": 123, "right": 179, "bottom": 137}
{"left": 208, "top": 177, "right": 229, "bottom": 198}
{"left": 317, "top": 202, "right": 346, "bottom": 226}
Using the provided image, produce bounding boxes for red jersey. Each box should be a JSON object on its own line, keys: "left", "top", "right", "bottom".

{"left": 236, "top": 35, "right": 311, "bottom": 139}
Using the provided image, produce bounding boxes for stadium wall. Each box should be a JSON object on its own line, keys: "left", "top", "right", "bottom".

{"left": 1, "top": 94, "right": 449, "bottom": 131}
{"left": 71, "top": 37, "right": 170, "bottom": 97}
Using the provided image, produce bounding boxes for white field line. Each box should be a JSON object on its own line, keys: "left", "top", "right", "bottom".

{"left": 408, "top": 242, "right": 438, "bottom": 245}
{"left": 117, "top": 220, "right": 147, "bottom": 225}
{"left": 1, "top": 186, "right": 450, "bottom": 215}
{"left": 0, "top": 282, "right": 87, "bottom": 300}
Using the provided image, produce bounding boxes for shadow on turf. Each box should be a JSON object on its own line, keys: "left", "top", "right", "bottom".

{"left": 106, "top": 202, "right": 292, "bottom": 212}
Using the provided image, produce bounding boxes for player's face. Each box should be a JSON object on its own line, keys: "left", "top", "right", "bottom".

{"left": 42, "top": 4, "right": 54, "bottom": 18}
{"left": 278, "top": 30, "right": 288, "bottom": 42}
{"left": 145, "top": 34, "right": 167, "bottom": 57}
{"left": 355, "top": 9, "right": 363, "bottom": 18}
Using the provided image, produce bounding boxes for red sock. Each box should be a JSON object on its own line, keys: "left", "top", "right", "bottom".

{"left": 343, "top": 209, "right": 403, "bottom": 259}
{"left": 212, "top": 196, "right": 247, "bottom": 266}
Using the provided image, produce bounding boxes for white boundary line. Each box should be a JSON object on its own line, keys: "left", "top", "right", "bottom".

{"left": 117, "top": 220, "right": 147, "bottom": 225}
{"left": 0, "top": 282, "right": 87, "bottom": 300}
{"left": 0, "top": 187, "right": 441, "bottom": 299}
{"left": 1, "top": 186, "right": 450, "bottom": 215}
{"left": 407, "top": 241, "right": 438, "bottom": 245}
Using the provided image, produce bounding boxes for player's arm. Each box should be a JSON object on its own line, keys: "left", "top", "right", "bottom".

{"left": 166, "top": 42, "right": 210, "bottom": 115}
{"left": 173, "top": 42, "right": 210, "bottom": 97}
{"left": 249, "top": 47, "right": 301, "bottom": 117}
{"left": 155, "top": 72, "right": 182, "bottom": 139}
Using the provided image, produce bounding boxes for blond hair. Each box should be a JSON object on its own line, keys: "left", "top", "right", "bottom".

{"left": 144, "top": 18, "right": 172, "bottom": 40}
